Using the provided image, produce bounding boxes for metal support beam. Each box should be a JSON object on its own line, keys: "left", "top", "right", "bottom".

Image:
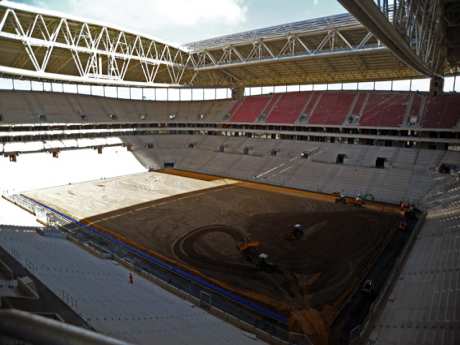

{"left": 192, "top": 28, "right": 383, "bottom": 71}
{"left": 0, "top": 1, "right": 189, "bottom": 85}
{"left": 338, "top": 0, "right": 446, "bottom": 77}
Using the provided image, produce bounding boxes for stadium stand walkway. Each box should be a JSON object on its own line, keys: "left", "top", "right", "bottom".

{"left": 0, "top": 227, "right": 263, "bottom": 345}
{"left": 369, "top": 175, "right": 460, "bottom": 345}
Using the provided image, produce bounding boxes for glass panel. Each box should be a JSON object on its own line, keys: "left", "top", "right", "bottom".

{"left": 78, "top": 85, "right": 91, "bottom": 95}
{"left": 392, "top": 79, "right": 411, "bottom": 91}
{"left": 51, "top": 83, "right": 63, "bottom": 92}
{"left": 117, "top": 87, "right": 130, "bottom": 99}
{"left": 411, "top": 78, "right": 430, "bottom": 92}
{"left": 168, "top": 88, "right": 180, "bottom": 101}
{"left": 287, "top": 85, "right": 300, "bottom": 93}
{"left": 299, "top": 84, "right": 313, "bottom": 91}
{"left": 14, "top": 79, "right": 32, "bottom": 90}
{"left": 156, "top": 88, "right": 168, "bottom": 100}
{"left": 31, "top": 81, "right": 44, "bottom": 91}
{"left": 63, "top": 83, "right": 78, "bottom": 93}
{"left": 43, "top": 82, "right": 52, "bottom": 92}
{"left": 313, "top": 84, "right": 327, "bottom": 91}
{"left": 203, "top": 88, "right": 215, "bottom": 100}
{"left": 0, "top": 78, "right": 13, "bottom": 90}
{"left": 130, "top": 87, "right": 143, "bottom": 100}
{"left": 327, "top": 83, "right": 342, "bottom": 90}
{"left": 262, "top": 86, "right": 274, "bottom": 94}
{"left": 444, "top": 77, "right": 455, "bottom": 92}
{"left": 358, "top": 82, "right": 374, "bottom": 90}
{"left": 250, "top": 87, "right": 262, "bottom": 96}
{"left": 105, "top": 86, "right": 117, "bottom": 98}
{"left": 91, "top": 85, "right": 104, "bottom": 96}
{"left": 193, "top": 88, "right": 204, "bottom": 100}
{"left": 274, "top": 85, "right": 286, "bottom": 93}
{"left": 375, "top": 81, "right": 392, "bottom": 91}
{"left": 342, "top": 82, "right": 358, "bottom": 90}
{"left": 142, "top": 88, "right": 155, "bottom": 100}
{"left": 181, "top": 88, "right": 192, "bottom": 101}
{"left": 216, "top": 88, "right": 227, "bottom": 99}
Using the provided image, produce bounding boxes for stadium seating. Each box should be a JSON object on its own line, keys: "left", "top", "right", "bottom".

{"left": 421, "top": 94, "right": 460, "bottom": 128}
{"left": 265, "top": 92, "right": 308, "bottom": 123}
{"left": 3, "top": 90, "right": 460, "bottom": 130}
{"left": 359, "top": 93, "right": 409, "bottom": 127}
{"left": 230, "top": 95, "right": 272, "bottom": 122}
{"left": 303, "top": 92, "right": 320, "bottom": 118}
{"left": 128, "top": 134, "right": 454, "bottom": 204}
{"left": 308, "top": 92, "right": 355, "bottom": 125}
{"left": 351, "top": 93, "right": 366, "bottom": 116}
{"left": 407, "top": 94, "right": 423, "bottom": 126}
{"left": 0, "top": 91, "right": 235, "bottom": 123}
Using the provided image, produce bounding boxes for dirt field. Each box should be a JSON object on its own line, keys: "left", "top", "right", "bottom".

{"left": 80, "top": 170, "right": 400, "bottom": 343}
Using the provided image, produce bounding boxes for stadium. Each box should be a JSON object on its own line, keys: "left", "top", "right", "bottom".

{"left": 0, "top": 0, "right": 459, "bottom": 345}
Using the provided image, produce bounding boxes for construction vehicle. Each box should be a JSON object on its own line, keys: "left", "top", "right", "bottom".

{"left": 333, "top": 192, "right": 346, "bottom": 204}
{"left": 286, "top": 223, "right": 305, "bottom": 240}
{"left": 256, "top": 253, "right": 277, "bottom": 272}
{"left": 398, "top": 219, "right": 408, "bottom": 231}
{"left": 348, "top": 196, "right": 364, "bottom": 207}
{"left": 333, "top": 193, "right": 364, "bottom": 207}
{"left": 399, "top": 201, "right": 410, "bottom": 215}
{"left": 361, "top": 279, "right": 375, "bottom": 295}
{"left": 238, "top": 241, "right": 260, "bottom": 261}
{"left": 238, "top": 240, "right": 277, "bottom": 272}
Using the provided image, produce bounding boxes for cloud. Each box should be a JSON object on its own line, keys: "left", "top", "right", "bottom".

{"left": 56, "top": 0, "right": 248, "bottom": 44}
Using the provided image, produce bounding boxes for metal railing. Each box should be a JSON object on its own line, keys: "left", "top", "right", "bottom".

{"left": 0, "top": 309, "right": 134, "bottom": 345}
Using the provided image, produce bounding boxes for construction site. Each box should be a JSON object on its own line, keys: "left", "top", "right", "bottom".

{"left": 0, "top": 0, "right": 458, "bottom": 345}
{"left": 18, "top": 169, "right": 407, "bottom": 344}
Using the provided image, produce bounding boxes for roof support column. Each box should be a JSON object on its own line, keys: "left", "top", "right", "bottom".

{"left": 430, "top": 76, "right": 444, "bottom": 97}
{"left": 232, "top": 87, "right": 245, "bottom": 100}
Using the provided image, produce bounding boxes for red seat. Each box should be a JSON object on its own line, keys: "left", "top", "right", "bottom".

{"left": 309, "top": 92, "right": 355, "bottom": 125}
{"left": 359, "top": 93, "right": 408, "bottom": 127}
{"left": 422, "top": 95, "right": 460, "bottom": 128}
{"left": 230, "top": 95, "right": 271, "bottom": 123}
{"left": 266, "top": 92, "right": 308, "bottom": 124}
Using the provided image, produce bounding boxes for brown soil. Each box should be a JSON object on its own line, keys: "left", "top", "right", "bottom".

{"left": 82, "top": 172, "right": 400, "bottom": 339}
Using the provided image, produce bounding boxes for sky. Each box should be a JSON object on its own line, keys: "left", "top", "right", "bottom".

{"left": 10, "top": 0, "right": 346, "bottom": 45}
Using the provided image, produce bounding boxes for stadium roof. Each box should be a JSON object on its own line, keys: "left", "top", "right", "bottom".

{"left": 185, "top": 13, "right": 359, "bottom": 51}
{"left": 0, "top": 0, "right": 423, "bottom": 88}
